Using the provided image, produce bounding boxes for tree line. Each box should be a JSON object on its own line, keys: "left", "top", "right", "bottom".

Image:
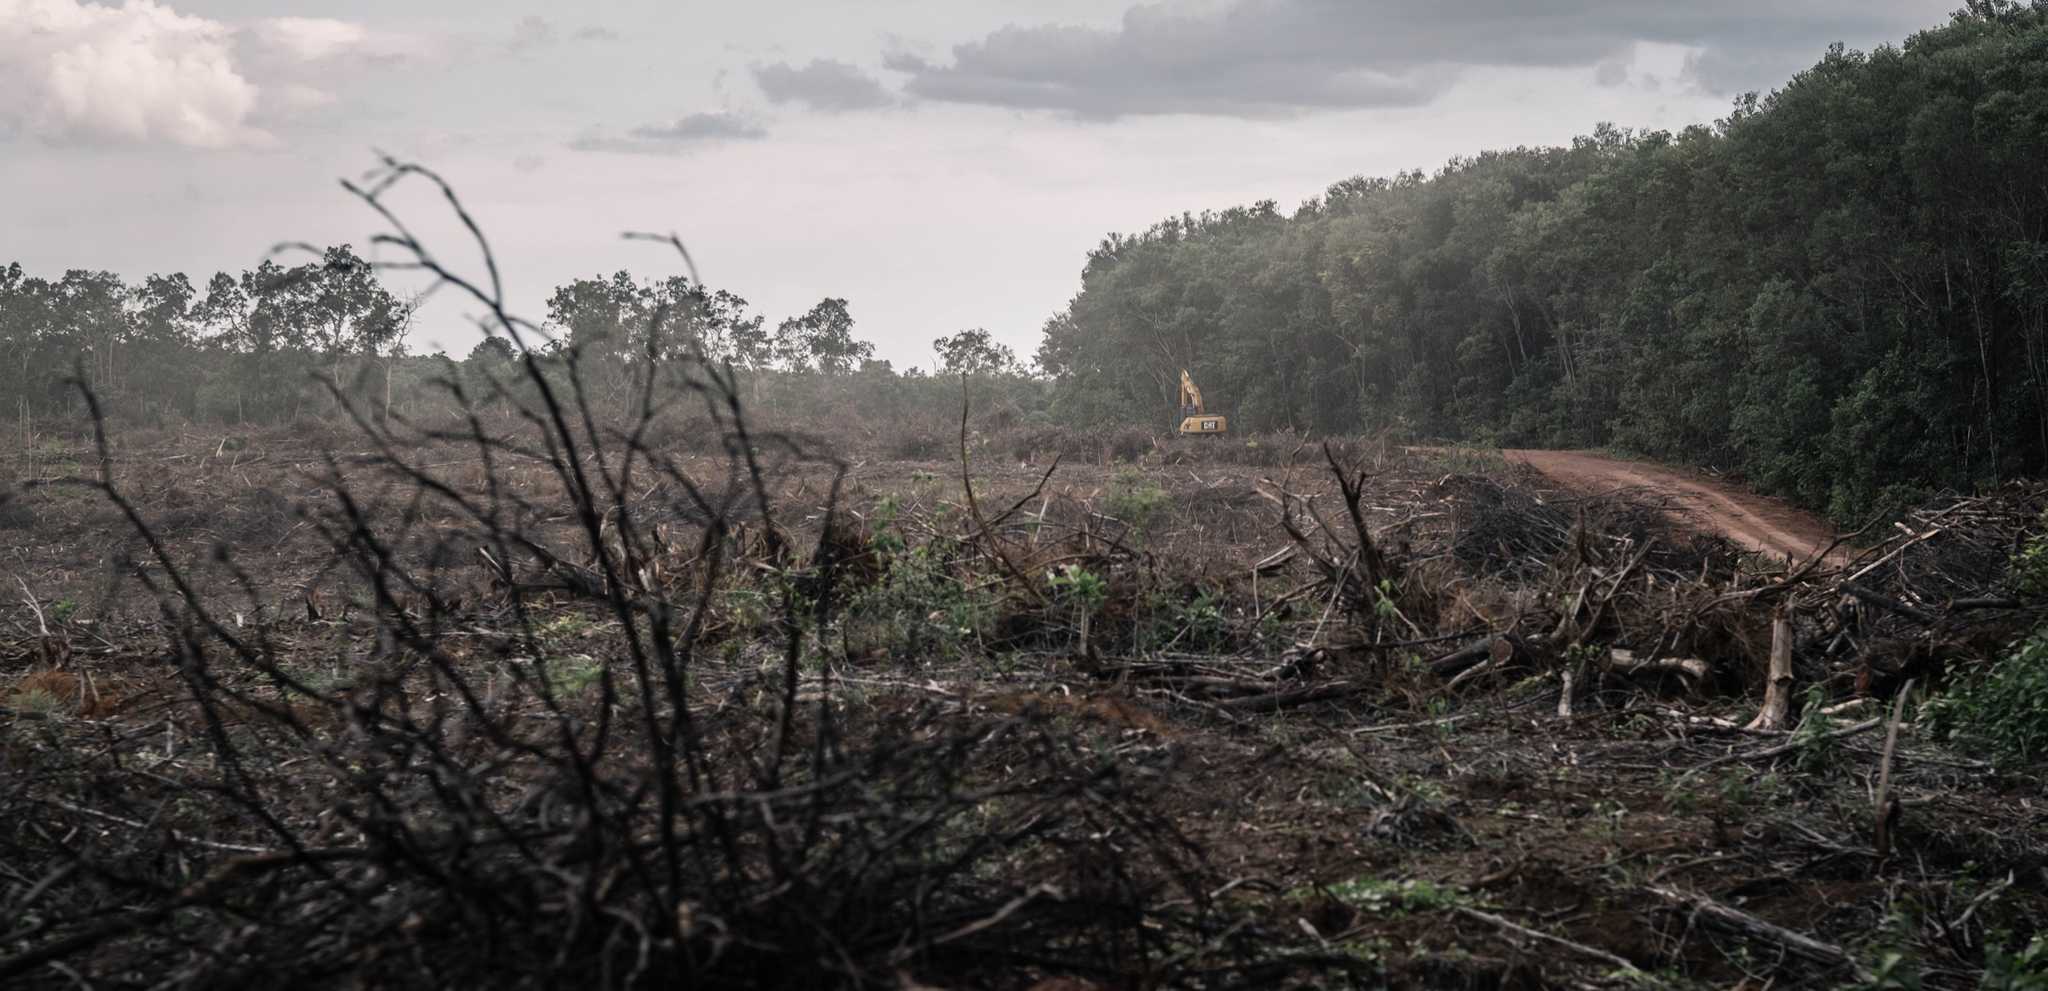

{"left": 0, "top": 248, "right": 1029, "bottom": 430}
{"left": 1036, "top": 1, "right": 2048, "bottom": 519}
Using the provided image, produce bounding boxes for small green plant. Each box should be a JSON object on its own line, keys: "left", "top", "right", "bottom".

{"left": 1048, "top": 564, "right": 1108, "bottom": 613}
{"left": 1425, "top": 696, "right": 1456, "bottom": 741}
{"left": 1854, "top": 951, "right": 1922, "bottom": 991}
{"left": 537, "top": 612, "right": 597, "bottom": 642}
{"left": 1663, "top": 772, "right": 1700, "bottom": 815}
{"left": 539, "top": 655, "right": 607, "bottom": 696}
{"left": 1104, "top": 468, "right": 1169, "bottom": 536}
{"left": 1142, "top": 587, "right": 1227, "bottom": 651}
{"left": 1320, "top": 877, "right": 1469, "bottom": 916}
{"left": 1372, "top": 579, "right": 1399, "bottom": 622}
{"left": 723, "top": 587, "right": 774, "bottom": 633}
{"left": 1791, "top": 683, "right": 1839, "bottom": 773}
{"left": 1850, "top": 907, "right": 1925, "bottom": 991}
{"left": 279, "top": 662, "right": 348, "bottom": 697}
{"left": 48, "top": 599, "right": 77, "bottom": 625}
{"left": 1982, "top": 934, "right": 2048, "bottom": 990}
{"left": 12, "top": 685, "right": 65, "bottom": 717}
{"left": 1716, "top": 769, "right": 1775, "bottom": 809}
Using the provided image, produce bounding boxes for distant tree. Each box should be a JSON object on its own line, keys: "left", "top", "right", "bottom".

{"left": 466, "top": 336, "right": 517, "bottom": 365}
{"left": 304, "top": 246, "right": 405, "bottom": 407}
{"left": 129, "top": 272, "right": 200, "bottom": 418}
{"left": 546, "top": 271, "right": 648, "bottom": 362}
{"left": 643, "top": 276, "right": 761, "bottom": 362}
{"left": 933, "top": 328, "right": 1019, "bottom": 375}
{"left": 775, "top": 298, "right": 872, "bottom": 374}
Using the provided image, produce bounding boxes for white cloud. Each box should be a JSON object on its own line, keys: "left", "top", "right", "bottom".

{"left": 247, "top": 16, "right": 426, "bottom": 64}
{"left": 250, "top": 17, "right": 367, "bottom": 61}
{"left": 265, "top": 82, "right": 336, "bottom": 115}
{"left": 0, "top": 0, "right": 268, "bottom": 148}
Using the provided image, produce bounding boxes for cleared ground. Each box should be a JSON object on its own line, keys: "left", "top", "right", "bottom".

{"left": 2, "top": 424, "right": 2042, "bottom": 988}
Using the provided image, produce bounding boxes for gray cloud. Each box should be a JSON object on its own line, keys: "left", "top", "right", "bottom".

{"left": 569, "top": 111, "right": 768, "bottom": 153}
{"left": 753, "top": 59, "right": 895, "bottom": 112}
{"left": 509, "top": 17, "right": 625, "bottom": 54}
{"left": 507, "top": 15, "right": 556, "bottom": 53}
{"left": 887, "top": 0, "right": 1940, "bottom": 118}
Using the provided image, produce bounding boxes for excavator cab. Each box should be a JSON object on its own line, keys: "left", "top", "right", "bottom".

{"left": 1176, "top": 369, "right": 1228, "bottom": 435}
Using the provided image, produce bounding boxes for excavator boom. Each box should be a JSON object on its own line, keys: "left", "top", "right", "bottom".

{"left": 1176, "top": 368, "right": 1227, "bottom": 435}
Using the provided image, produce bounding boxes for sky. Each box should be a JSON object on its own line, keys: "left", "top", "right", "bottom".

{"left": 0, "top": 0, "right": 1958, "bottom": 368}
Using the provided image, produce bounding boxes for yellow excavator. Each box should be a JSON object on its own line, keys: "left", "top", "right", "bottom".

{"left": 1176, "top": 369, "right": 1228, "bottom": 435}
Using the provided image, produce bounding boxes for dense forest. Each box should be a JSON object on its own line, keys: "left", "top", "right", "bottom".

{"left": 1041, "top": 2, "right": 2048, "bottom": 519}
{"left": 5, "top": 3, "right": 2047, "bottom": 520}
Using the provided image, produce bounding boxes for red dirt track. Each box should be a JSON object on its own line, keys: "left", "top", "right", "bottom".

{"left": 1504, "top": 449, "right": 1848, "bottom": 565}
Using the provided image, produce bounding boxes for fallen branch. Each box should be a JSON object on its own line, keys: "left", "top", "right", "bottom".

{"left": 1454, "top": 906, "right": 1641, "bottom": 975}
{"left": 1872, "top": 678, "right": 1913, "bottom": 861}
{"left": 1649, "top": 885, "right": 1873, "bottom": 982}
{"left": 1841, "top": 581, "right": 1938, "bottom": 626}
{"left": 1212, "top": 680, "right": 1370, "bottom": 712}
{"left": 1677, "top": 717, "right": 1884, "bottom": 784}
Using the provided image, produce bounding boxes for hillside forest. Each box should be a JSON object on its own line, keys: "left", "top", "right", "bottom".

{"left": 6, "top": 3, "right": 2048, "bottom": 521}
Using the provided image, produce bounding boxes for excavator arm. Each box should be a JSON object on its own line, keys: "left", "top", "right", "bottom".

{"left": 1176, "top": 368, "right": 1227, "bottom": 435}
{"left": 1178, "top": 369, "right": 1204, "bottom": 415}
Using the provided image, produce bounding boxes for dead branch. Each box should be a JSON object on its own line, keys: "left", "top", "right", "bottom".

{"left": 1649, "top": 885, "right": 1874, "bottom": 982}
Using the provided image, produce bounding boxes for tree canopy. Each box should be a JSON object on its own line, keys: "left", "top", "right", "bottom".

{"left": 1035, "top": 3, "right": 2048, "bottom": 518}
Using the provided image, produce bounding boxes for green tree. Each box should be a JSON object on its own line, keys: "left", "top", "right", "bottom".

{"left": 933, "top": 328, "right": 1018, "bottom": 375}
{"left": 775, "top": 298, "right": 872, "bottom": 374}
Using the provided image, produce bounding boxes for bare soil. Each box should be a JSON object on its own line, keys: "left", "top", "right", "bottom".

{"left": 1505, "top": 449, "right": 1849, "bottom": 565}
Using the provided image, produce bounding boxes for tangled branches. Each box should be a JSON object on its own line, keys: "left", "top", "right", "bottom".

{"left": 0, "top": 160, "right": 1305, "bottom": 989}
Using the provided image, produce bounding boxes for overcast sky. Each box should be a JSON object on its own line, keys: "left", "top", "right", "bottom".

{"left": 1, "top": 0, "right": 1955, "bottom": 367}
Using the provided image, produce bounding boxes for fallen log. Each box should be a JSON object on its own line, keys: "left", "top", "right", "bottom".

{"left": 1841, "top": 581, "right": 1938, "bottom": 626}
{"left": 1429, "top": 638, "right": 1496, "bottom": 679}
{"left": 1601, "top": 649, "right": 1710, "bottom": 685}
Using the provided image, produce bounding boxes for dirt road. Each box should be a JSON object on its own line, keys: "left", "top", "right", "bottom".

{"left": 1503, "top": 449, "right": 1846, "bottom": 565}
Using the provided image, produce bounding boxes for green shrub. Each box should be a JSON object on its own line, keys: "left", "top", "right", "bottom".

{"left": 1932, "top": 631, "right": 2048, "bottom": 765}
{"left": 845, "top": 538, "right": 991, "bottom": 663}
{"left": 2010, "top": 509, "right": 2048, "bottom": 598}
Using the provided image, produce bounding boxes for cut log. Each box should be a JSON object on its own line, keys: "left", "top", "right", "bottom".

{"left": 1428, "top": 638, "right": 1496, "bottom": 679}
{"left": 1745, "top": 612, "right": 1794, "bottom": 732}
